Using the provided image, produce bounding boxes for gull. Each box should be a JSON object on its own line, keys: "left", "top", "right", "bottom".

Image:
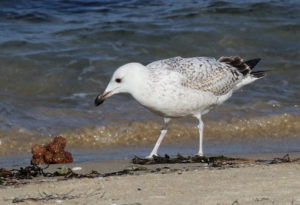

{"left": 95, "top": 56, "right": 265, "bottom": 158}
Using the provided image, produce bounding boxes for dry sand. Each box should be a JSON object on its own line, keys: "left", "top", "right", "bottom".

{"left": 1, "top": 154, "right": 300, "bottom": 205}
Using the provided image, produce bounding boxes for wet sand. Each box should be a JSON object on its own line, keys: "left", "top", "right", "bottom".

{"left": 1, "top": 153, "right": 300, "bottom": 205}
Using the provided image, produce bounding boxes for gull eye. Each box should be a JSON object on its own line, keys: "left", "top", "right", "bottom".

{"left": 115, "top": 78, "right": 122, "bottom": 83}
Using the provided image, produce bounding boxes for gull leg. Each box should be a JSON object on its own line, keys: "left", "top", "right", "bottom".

{"left": 196, "top": 114, "right": 204, "bottom": 156}
{"left": 146, "top": 118, "right": 170, "bottom": 159}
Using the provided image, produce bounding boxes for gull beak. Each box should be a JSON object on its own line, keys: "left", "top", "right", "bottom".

{"left": 94, "top": 91, "right": 112, "bottom": 106}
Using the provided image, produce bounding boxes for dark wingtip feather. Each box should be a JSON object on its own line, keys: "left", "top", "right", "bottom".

{"left": 219, "top": 56, "right": 263, "bottom": 76}
{"left": 219, "top": 56, "right": 250, "bottom": 75}
{"left": 245, "top": 58, "right": 261, "bottom": 69}
{"left": 251, "top": 70, "right": 266, "bottom": 78}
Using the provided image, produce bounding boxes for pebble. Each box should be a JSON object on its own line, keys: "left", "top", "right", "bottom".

{"left": 72, "top": 167, "right": 82, "bottom": 171}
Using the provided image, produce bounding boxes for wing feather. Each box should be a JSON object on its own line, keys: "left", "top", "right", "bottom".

{"left": 147, "top": 56, "right": 244, "bottom": 96}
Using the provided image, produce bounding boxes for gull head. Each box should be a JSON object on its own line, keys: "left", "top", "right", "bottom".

{"left": 95, "top": 62, "right": 146, "bottom": 106}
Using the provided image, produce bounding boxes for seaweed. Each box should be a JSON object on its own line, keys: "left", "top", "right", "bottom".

{"left": 270, "top": 154, "right": 291, "bottom": 164}
{"left": 10, "top": 165, "right": 47, "bottom": 179}
{"left": 255, "top": 154, "right": 300, "bottom": 164}
{"left": 0, "top": 168, "right": 12, "bottom": 178}
{"left": 132, "top": 154, "right": 300, "bottom": 168}
{"left": 11, "top": 188, "right": 104, "bottom": 203}
{"left": 132, "top": 154, "right": 245, "bottom": 166}
{"left": 0, "top": 165, "right": 55, "bottom": 185}
{"left": 91, "top": 170, "right": 100, "bottom": 174}
{"left": 1, "top": 154, "right": 299, "bottom": 187}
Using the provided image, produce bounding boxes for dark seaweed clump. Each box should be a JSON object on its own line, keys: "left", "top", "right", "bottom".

{"left": 132, "top": 154, "right": 247, "bottom": 166}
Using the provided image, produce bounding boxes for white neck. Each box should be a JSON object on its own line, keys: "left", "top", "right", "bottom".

{"left": 124, "top": 64, "right": 151, "bottom": 103}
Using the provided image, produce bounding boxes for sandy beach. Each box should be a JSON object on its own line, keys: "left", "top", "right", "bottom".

{"left": 1, "top": 153, "right": 300, "bottom": 205}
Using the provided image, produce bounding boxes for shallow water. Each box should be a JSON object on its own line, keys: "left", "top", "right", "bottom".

{"left": 0, "top": 0, "right": 299, "bottom": 165}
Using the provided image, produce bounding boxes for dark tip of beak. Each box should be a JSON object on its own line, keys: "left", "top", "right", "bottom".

{"left": 94, "top": 91, "right": 111, "bottom": 106}
{"left": 94, "top": 95, "right": 105, "bottom": 106}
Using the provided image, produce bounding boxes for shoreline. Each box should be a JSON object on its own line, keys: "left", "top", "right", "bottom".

{"left": 1, "top": 138, "right": 300, "bottom": 168}
{"left": 1, "top": 153, "right": 300, "bottom": 204}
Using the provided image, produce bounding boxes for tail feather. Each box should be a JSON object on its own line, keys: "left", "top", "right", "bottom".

{"left": 219, "top": 56, "right": 261, "bottom": 76}
{"left": 219, "top": 56, "right": 266, "bottom": 78}
{"left": 251, "top": 70, "right": 266, "bottom": 78}
{"left": 245, "top": 58, "right": 261, "bottom": 69}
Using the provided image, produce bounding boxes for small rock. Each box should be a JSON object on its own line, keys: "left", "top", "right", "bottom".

{"left": 72, "top": 167, "right": 82, "bottom": 171}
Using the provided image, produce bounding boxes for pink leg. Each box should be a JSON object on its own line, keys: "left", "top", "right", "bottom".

{"left": 146, "top": 118, "right": 170, "bottom": 158}
{"left": 196, "top": 114, "right": 204, "bottom": 156}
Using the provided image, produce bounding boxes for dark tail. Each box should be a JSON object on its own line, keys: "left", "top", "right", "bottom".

{"left": 245, "top": 58, "right": 267, "bottom": 78}
{"left": 219, "top": 56, "right": 266, "bottom": 78}
{"left": 245, "top": 58, "right": 261, "bottom": 69}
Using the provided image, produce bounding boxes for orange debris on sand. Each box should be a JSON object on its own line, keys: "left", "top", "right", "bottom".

{"left": 31, "top": 136, "right": 73, "bottom": 165}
